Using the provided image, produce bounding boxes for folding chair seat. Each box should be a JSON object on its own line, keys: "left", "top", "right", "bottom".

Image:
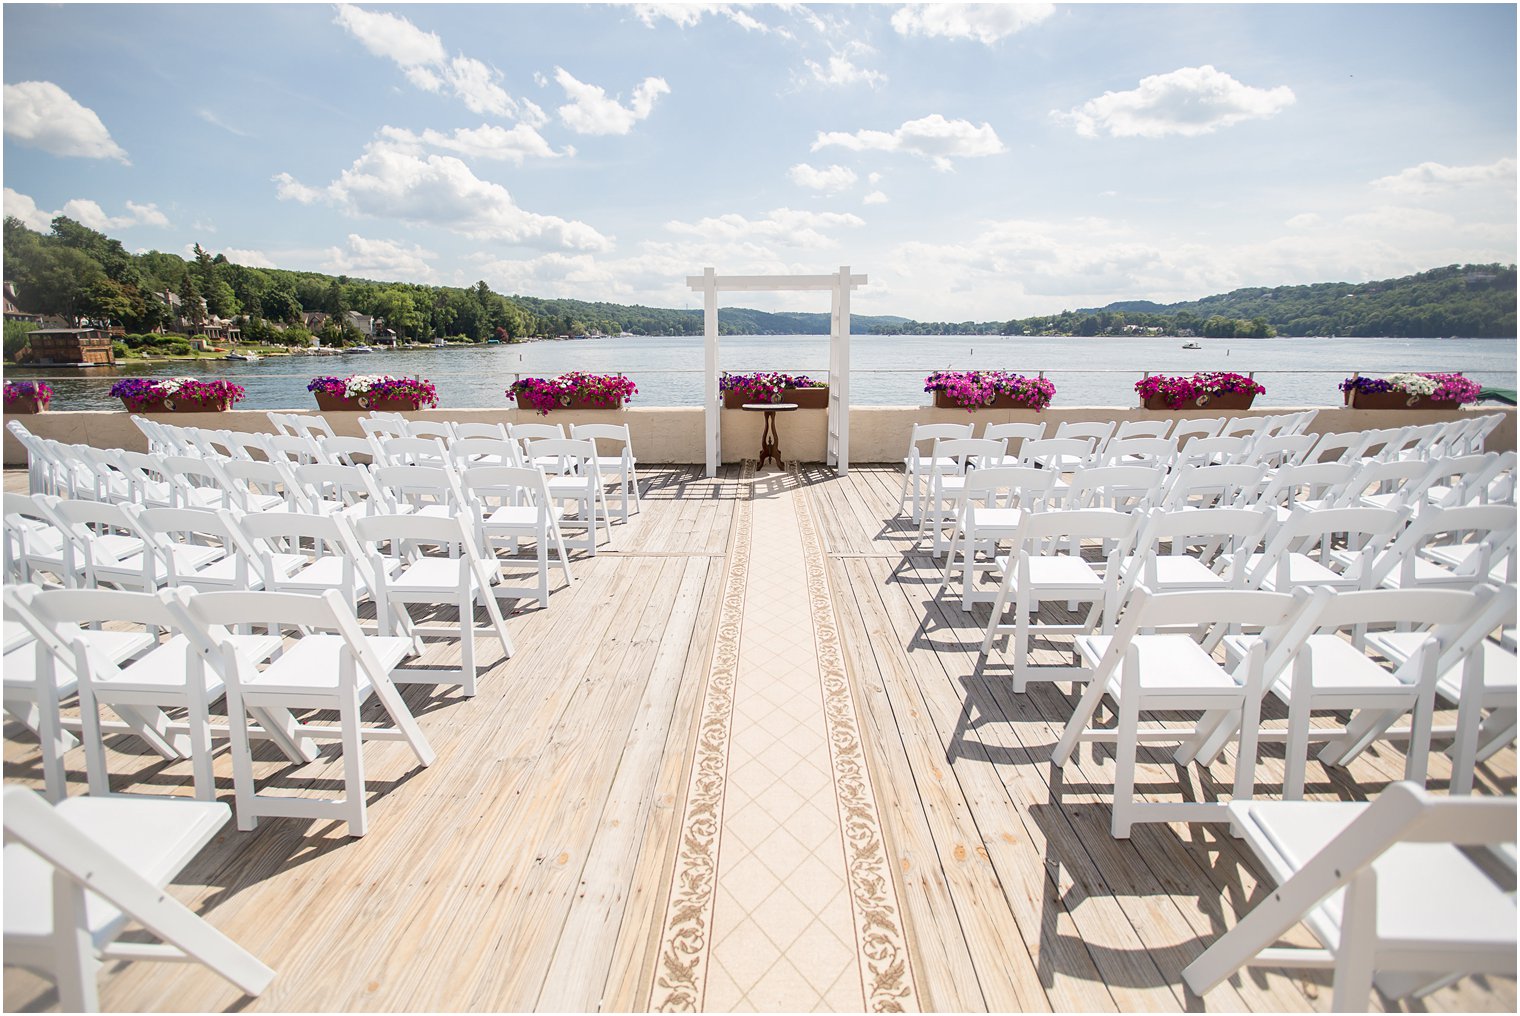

{"left": 522, "top": 438, "right": 614, "bottom": 554}
{"left": 571, "top": 423, "right": 641, "bottom": 522}
{"left": 1354, "top": 583, "right": 1517, "bottom": 794}
{"left": 352, "top": 513, "right": 515, "bottom": 696}
{"left": 1236, "top": 505, "right": 1409, "bottom": 593}
{"left": 4, "top": 492, "right": 75, "bottom": 586}
{"left": 236, "top": 511, "right": 378, "bottom": 615}
{"left": 1051, "top": 586, "right": 1323, "bottom": 837}
{"left": 49, "top": 499, "right": 194, "bottom": 592}
{"left": 289, "top": 462, "right": 386, "bottom": 518}
{"left": 934, "top": 465, "right": 1055, "bottom": 609}
{"left": 1417, "top": 452, "right": 1505, "bottom": 513}
{"left": 462, "top": 465, "right": 575, "bottom": 608}
{"left": 979, "top": 508, "right": 1141, "bottom": 691}
{"left": 1360, "top": 503, "right": 1517, "bottom": 591}
{"left": 1337, "top": 457, "right": 1438, "bottom": 512}
{"left": 137, "top": 507, "right": 268, "bottom": 593}
{"left": 216, "top": 459, "right": 299, "bottom": 513}
{"left": 1113, "top": 507, "right": 1271, "bottom": 606}
{"left": 27, "top": 587, "right": 290, "bottom": 801}
{"left": 3, "top": 786, "right": 275, "bottom": 1012}
{"left": 917, "top": 436, "right": 1006, "bottom": 556}
{"left": 315, "top": 434, "right": 379, "bottom": 466}
{"left": 1059, "top": 465, "right": 1163, "bottom": 513}
{"left": 159, "top": 454, "right": 232, "bottom": 510}
{"left": 374, "top": 436, "right": 449, "bottom": 469}
{"left": 1182, "top": 783, "right": 1516, "bottom": 1012}
{"left": 899, "top": 422, "right": 975, "bottom": 520}
{"left": 176, "top": 589, "right": 434, "bottom": 836}
{"left": 372, "top": 463, "right": 469, "bottom": 520}
{"left": 981, "top": 422, "right": 1046, "bottom": 466}
{"left": 1158, "top": 462, "right": 1266, "bottom": 511}
{"left": 1095, "top": 436, "right": 1177, "bottom": 470}
{"left": 1192, "top": 587, "right": 1481, "bottom": 798}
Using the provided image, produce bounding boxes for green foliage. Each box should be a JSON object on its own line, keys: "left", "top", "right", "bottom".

{"left": 4, "top": 319, "right": 37, "bottom": 359}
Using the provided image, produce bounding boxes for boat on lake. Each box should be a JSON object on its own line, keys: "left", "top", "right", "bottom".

{"left": 1182, "top": 341, "right": 1202, "bottom": 349}
{"left": 223, "top": 351, "right": 259, "bottom": 361}
{"left": 347, "top": 345, "right": 375, "bottom": 354}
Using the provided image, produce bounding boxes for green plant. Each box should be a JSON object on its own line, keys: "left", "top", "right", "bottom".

{"left": 3, "top": 320, "right": 37, "bottom": 361}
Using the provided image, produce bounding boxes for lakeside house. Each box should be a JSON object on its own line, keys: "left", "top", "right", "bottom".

{"left": 16, "top": 325, "right": 115, "bottom": 365}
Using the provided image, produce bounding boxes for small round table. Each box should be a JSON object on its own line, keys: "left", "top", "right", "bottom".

{"left": 740, "top": 402, "right": 798, "bottom": 469}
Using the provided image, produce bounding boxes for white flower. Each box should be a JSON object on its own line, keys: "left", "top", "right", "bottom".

{"left": 1387, "top": 373, "right": 1439, "bottom": 396}
{"left": 343, "top": 374, "right": 394, "bottom": 398}
{"left": 158, "top": 376, "right": 195, "bottom": 396}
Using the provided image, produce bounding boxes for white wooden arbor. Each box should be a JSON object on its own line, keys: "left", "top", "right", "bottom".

{"left": 686, "top": 266, "right": 866, "bottom": 477}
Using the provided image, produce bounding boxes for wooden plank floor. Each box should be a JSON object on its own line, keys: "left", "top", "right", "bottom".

{"left": 3, "top": 464, "right": 1515, "bottom": 1012}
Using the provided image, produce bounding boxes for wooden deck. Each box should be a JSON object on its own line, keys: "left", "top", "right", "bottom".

{"left": 4, "top": 465, "right": 1515, "bottom": 1012}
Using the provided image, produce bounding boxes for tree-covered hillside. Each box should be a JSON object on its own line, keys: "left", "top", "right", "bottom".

{"left": 875, "top": 264, "right": 1517, "bottom": 338}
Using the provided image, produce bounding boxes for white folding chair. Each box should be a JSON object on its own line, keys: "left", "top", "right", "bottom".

{"left": 1169, "top": 416, "right": 1226, "bottom": 447}
{"left": 352, "top": 513, "right": 515, "bottom": 696}
{"left": 4, "top": 492, "right": 74, "bottom": 587}
{"left": 1158, "top": 462, "right": 1266, "bottom": 510}
{"left": 217, "top": 459, "right": 301, "bottom": 514}
{"left": 1417, "top": 452, "right": 1505, "bottom": 514}
{"left": 1111, "top": 419, "right": 1171, "bottom": 441}
{"left": 1095, "top": 436, "right": 1177, "bottom": 470}
{"left": 1362, "top": 503, "right": 1517, "bottom": 591}
{"left": 571, "top": 423, "right": 641, "bottom": 522}
{"left": 371, "top": 463, "right": 469, "bottom": 520}
{"left": 1254, "top": 461, "right": 1357, "bottom": 525}
{"left": 1337, "top": 457, "right": 1438, "bottom": 512}
{"left": 462, "top": 465, "right": 575, "bottom": 609}
{"left": 136, "top": 507, "right": 268, "bottom": 594}
{"left": 917, "top": 436, "right": 1006, "bottom": 556}
{"left": 509, "top": 423, "right": 567, "bottom": 470}
{"left": 290, "top": 462, "right": 387, "bottom": 518}
{"left": 452, "top": 422, "right": 511, "bottom": 442}
{"left": 899, "top": 422, "right": 975, "bottom": 521}
{"left": 236, "top": 511, "right": 378, "bottom": 616}
{"left": 981, "top": 422, "right": 1047, "bottom": 466}
{"left": 358, "top": 414, "right": 408, "bottom": 444}
{"left": 374, "top": 436, "right": 449, "bottom": 469}
{"left": 934, "top": 465, "right": 1056, "bottom": 609}
{"left": 522, "top": 438, "right": 613, "bottom": 554}
{"left": 1182, "top": 783, "right": 1516, "bottom": 1012}
{"left": 316, "top": 435, "right": 380, "bottom": 467}
{"left": 49, "top": 499, "right": 188, "bottom": 592}
{"left": 3, "top": 786, "right": 275, "bottom": 1012}
{"left": 1114, "top": 507, "right": 1272, "bottom": 607}
{"left": 159, "top": 454, "right": 233, "bottom": 510}
{"left": 177, "top": 589, "right": 436, "bottom": 837}
{"left": 448, "top": 436, "right": 522, "bottom": 472}
{"left": 1237, "top": 505, "right": 1410, "bottom": 593}
{"left": 979, "top": 508, "right": 1141, "bottom": 691}
{"left": 1059, "top": 465, "right": 1164, "bottom": 514}
{"left": 1051, "top": 586, "right": 1324, "bottom": 837}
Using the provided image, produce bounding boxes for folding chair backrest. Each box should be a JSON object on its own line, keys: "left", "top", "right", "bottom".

{"left": 1219, "top": 417, "right": 1268, "bottom": 440}
{"left": 1313, "top": 587, "right": 1480, "bottom": 636}
{"left": 1161, "top": 462, "right": 1266, "bottom": 509}
{"left": 1461, "top": 413, "right": 1506, "bottom": 455}
{"left": 461, "top": 465, "right": 555, "bottom": 512}
{"left": 1112, "top": 420, "right": 1171, "bottom": 440}
{"left": 981, "top": 422, "right": 1047, "bottom": 453}
{"left": 1245, "top": 433, "right": 1317, "bottom": 469}
{"left": 1422, "top": 453, "right": 1503, "bottom": 509}
{"left": 218, "top": 459, "right": 298, "bottom": 513}
{"left": 1017, "top": 506, "right": 1139, "bottom": 558}
{"left": 291, "top": 462, "right": 383, "bottom": 513}
{"left": 510, "top": 423, "right": 566, "bottom": 443}
{"left": 1348, "top": 426, "right": 1409, "bottom": 462}
{"left": 137, "top": 507, "right": 260, "bottom": 583}
{"left": 352, "top": 511, "right": 473, "bottom": 558}
{"left": 180, "top": 587, "right": 378, "bottom": 692}
{"left": 1054, "top": 420, "right": 1117, "bottom": 450}
{"left": 260, "top": 433, "right": 320, "bottom": 466}
{"left": 1098, "top": 436, "right": 1177, "bottom": 469}
{"left": 1304, "top": 430, "right": 1364, "bottom": 464}
{"left": 317, "top": 435, "right": 379, "bottom": 466}
{"left": 1170, "top": 417, "right": 1226, "bottom": 446}
{"left": 375, "top": 436, "right": 448, "bottom": 469}
{"left": 571, "top": 422, "right": 633, "bottom": 447}
{"left": 451, "top": 422, "right": 510, "bottom": 442}
{"left": 1339, "top": 457, "right": 1438, "bottom": 509}
{"left": 220, "top": 431, "right": 273, "bottom": 462}
{"left": 287, "top": 414, "right": 336, "bottom": 443}
{"left": 449, "top": 437, "right": 521, "bottom": 470}
{"left": 265, "top": 411, "right": 297, "bottom": 437}
{"left": 1014, "top": 436, "right": 1094, "bottom": 470}
{"left": 1371, "top": 503, "right": 1518, "bottom": 588}
{"left": 403, "top": 420, "right": 454, "bottom": 442}
{"left": 1176, "top": 435, "right": 1252, "bottom": 469}
{"left": 522, "top": 438, "right": 600, "bottom": 475}
{"left": 359, "top": 417, "right": 408, "bottom": 443}
{"left": 1063, "top": 465, "right": 1165, "bottom": 512}
{"left": 160, "top": 455, "right": 231, "bottom": 509}
{"left": 959, "top": 465, "right": 1055, "bottom": 509}
{"left": 372, "top": 464, "right": 466, "bottom": 514}
{"left": 929, "top": 437, "right": 1006, "bottom": 473}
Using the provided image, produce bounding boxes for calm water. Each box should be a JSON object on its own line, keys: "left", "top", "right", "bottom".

{"left": 10, "top": 334, "right": 1516, "bottom": 411}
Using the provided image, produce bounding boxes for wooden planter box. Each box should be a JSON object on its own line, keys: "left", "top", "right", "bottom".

{"left": 723, "top": 387, "right": 829, "bottom": 409}
{"left": 512, "top": 394, "right": 627, "bottom": 411}
{"left": 932, "top": 390, "right": 1043, "bottom": 410}
{"left": 1142, "top": 391, "right": 1257, "bottom": 411}
{"left": 314, "top": 392, "right": 431, "bottom": 412}
{"left": 3, "top": 397, "right": 47, "bottom": 414}
{"left": 1343, "top": 390, "right": 1448, "bottom": 410}
{"left": 127, "top": 396, "right": 235, "bottom": 413}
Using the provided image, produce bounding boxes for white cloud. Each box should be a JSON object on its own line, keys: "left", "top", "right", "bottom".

{"left": 323, "top": 234, "right": 436, "bottom": 279}
{"left": 196, "top": 109, "right": 252, "bottom": 138}
{"left": 633, "top": 4, "right": 771, "bottom": 33}
{"left": 334, "top": 4, "right": 536, "bottom": 122}
{"left": 1054, "top": 65, "right": 1295, "bottom": 139}
{"left": 891, "top": 3, "right": 1054, "bottom": 45}
{"left": 4, "top": 188, "right": 167, "bottom": 231}
{"left": 273, "top": 137, "right": 610, "bottom": 251}
{"left": 378, "top": 124, "right": 571, "bottom": 164}
{"left": 665, "top": 207, "right": 864, "bottom": 248}
{"left": 555, "top": 68, "right": 670, "bottom": 135}
{"left": 217, "top": 247, "right": 275, "bottom": 268}
{"left": 805, "top": 52, "right": 886, "bottom": 89}
{"left": 1370, "top": 157, "right": 1517, "bottom": 195}
{"left": 3, "top": 81, "right": 129, "bottom": 163}
{"left": 813, "top": 113, "right": 1005, "bottom": 171}
{"left": 1285, "top": 213, "right": 1321, "bottom": 229}
{"left": 863, "top": 190, "right": 888, "bottom": 205}
{"left": 788, "top": 163, "right": 858, "bottom": 193}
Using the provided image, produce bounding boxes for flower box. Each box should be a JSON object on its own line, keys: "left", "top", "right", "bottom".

{"left": 723, "top": 387, "right": 828, "bottom": 409}
{"left": 923, "top": 371, "right": 1056, "bottom": 411}
{"left": 508, "top": 372, "right": 637, "bottom": 415}
{"left": 719, "top": 372, "right": 829, "bottom": 409}
{"left": 110, "top": 377, "right": 245, "bottom": 413}
{"left": 1142, "top": 391, "right": 1257, "bottom": 411}
{"left": 1136, "top": 372, "right": 1264, "bottom": 411}
{"left": 314, "top": 392, "right": 432, "bottom": 412}
{"left": 3, "top": 381, "right": 51, "bottom": 414}
{"left": 1340, "top": 373, "right": 1479, "bottom": 410}
{"left": 309, "top": 375, "right": 438, "bottom": 412}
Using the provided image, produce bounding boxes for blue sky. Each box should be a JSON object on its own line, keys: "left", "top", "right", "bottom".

{"left": 4, "top": 3, "right": 1515, "bottom": 321}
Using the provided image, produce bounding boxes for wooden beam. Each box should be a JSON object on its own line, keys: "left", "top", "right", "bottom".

{"left": 684, "top": 273, "right": 867, "bottom": 292}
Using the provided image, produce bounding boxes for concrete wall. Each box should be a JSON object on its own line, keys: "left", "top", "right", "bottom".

{"left": 5, "top": 403, "right": 1514, "bottom": 467}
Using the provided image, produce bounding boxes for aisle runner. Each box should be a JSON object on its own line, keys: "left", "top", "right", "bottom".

{"left": 651, "top": 466, "right": 916, "bottom": 1012}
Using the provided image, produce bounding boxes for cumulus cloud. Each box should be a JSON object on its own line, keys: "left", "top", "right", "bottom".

{"left": 665, "top": 207, "right": 864, "bottom": 248}
{"left": 217, "top": 247, "right": 275, "bottom": 268}
{"left": 378, "top": 124, "right": 571, "bottom": 164}
{"left": 788, "top": 163, "right": 858, "bottom": 193}
{"left": 813, "top": 113, "right": 1005, "bottom": 171}
{"left": 554, "top": 68, "right": 670, "bottom": 135}
{"left": 323, "top": 234, "right": 437, "bottom": 279}
{"left": 633, "top": 4, "right": 770, "bottom": 33}
{"left": 1054, "top": 65, "right": 1295, "bottom": 139}
{"left": 3, "top": 81, "right": 129, "bottom": 163}
{"left": 805, "top": 51, "right": 886, "bottom": 89}
{"left": 891, "top": 3, "right": 1054, "bottom": 45}
{"left": 863, "top": 190, "right": 888, "bottom": 205}
{"left": 1370, "top": 157, "right": 1517, "bottom": 195}
{"left": 1285, "top": 213, "right": 1321, "bottom": 229}
{"left": 335, "top": 4, "right": 534, "bottom": 121}
{"left": 272, "top": 137, "right": 610, "bottom": 251}
{"left": 4, "top": 188, "right": 166, "bottom": 231}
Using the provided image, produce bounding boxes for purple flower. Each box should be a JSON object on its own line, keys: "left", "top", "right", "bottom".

{"left": 718, "top": 371, "right": 825, "bottom": 402}
{"left": 507, "top": 372, "right": 638, "bottom": 415}
{"left": 1136, "top": 371, "right": 1265, "bottom": 408}
{"left": 4, "top": 380, "right": 52, "bottom": 404}
{"left": 923, "top": 371, "right": 1057, "bottom": 411}
{"left": 110, "top": 377, "right": 245, "bottom": 410}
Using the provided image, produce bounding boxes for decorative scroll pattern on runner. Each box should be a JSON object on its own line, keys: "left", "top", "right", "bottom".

{"left": 793, "top": 466, "right": 918, "bottom": 1012}
{"left": 650, "top": 461, "right": 753, "bottom": 1012}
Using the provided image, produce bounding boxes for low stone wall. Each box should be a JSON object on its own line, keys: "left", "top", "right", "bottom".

{"left": 4, "top": 403, "right": 1514, "bottom": 467}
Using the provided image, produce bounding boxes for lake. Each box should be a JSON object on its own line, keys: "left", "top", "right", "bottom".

{"left": 11, "top": 334, "right": 1517, "bottom": 411}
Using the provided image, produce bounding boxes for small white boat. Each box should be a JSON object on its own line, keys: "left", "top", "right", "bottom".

{"left": 347, "top": 344, "right": 375, "bottom": 354}
{"left": 223, "top": 351, "right": 259, "bottom": 361}
{"left": 1182, "top": 341, "right": 1202, "bottom": 349}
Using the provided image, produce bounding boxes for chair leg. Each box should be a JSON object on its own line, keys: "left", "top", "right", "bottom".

{"left": 340, "top": 688, "right": 367, "bottom": 837}
{"left": 1330, "top": 871, "right": 1378, "bottom": 1011}
{"left": 228, "top": 687, "right": 260, "bottom": 832}
{"left": 1111, "top": 680, "right": 1141, "bottom": 839}
{"left": 52, "top": 872, "right": 100, "bottom": 1013}
{"left": 1012, "top": 601, "right": 1032, "bottom": 693}
{"left": 1283, "top": 698, "right": 1312, "bottom": 800}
